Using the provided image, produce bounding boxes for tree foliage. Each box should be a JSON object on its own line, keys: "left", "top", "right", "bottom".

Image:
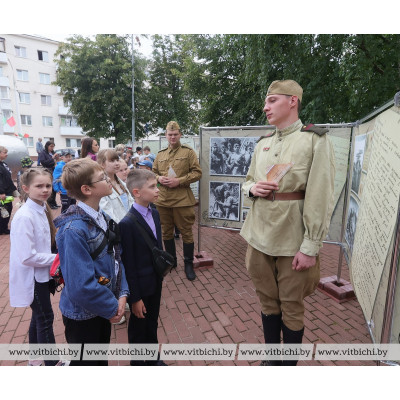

{"left": 143, "top": 35, "right": 201, "bottom": 135}
{"left": 180, "top": 34, "right": 400, "bottom": 126}
{"left": 55, "top": 34, "right": 400, "bottom": 141}
{"left": 54, "top": 34, "right": 148, "bottom": 142}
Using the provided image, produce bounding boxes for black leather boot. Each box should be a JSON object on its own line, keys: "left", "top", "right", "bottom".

{"left": 281, "top": 322, "right": 304, "bottom": 366}
{"left": 183, "top": 242, "right": 196, "bottom": 281}
{"left": 260, "top": 313, "right": 282, "bottom": 366}
{"left": 163, "top": 239, "right": 177, "bottom": 270}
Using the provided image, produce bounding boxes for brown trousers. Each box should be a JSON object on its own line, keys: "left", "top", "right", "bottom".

{"left": 156, "top": 205, "right": 196, "bottom": 243}
{"left": 245, "top": 245, "right": 320, "bottom": 331}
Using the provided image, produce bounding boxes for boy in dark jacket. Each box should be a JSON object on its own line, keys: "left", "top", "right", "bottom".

{"left": 119, "top": 168, "right": 166, "bottom": 366}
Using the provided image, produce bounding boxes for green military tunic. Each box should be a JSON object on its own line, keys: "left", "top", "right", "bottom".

{"left": 153, "top": 143, "right": 202, "bottom": 207}
{"left": 240, "top": 119, "right": 335, "bottom": 257}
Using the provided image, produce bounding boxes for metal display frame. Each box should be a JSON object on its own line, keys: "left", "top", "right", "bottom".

{"left": 197, "top": 95, "right": 400, "bottom": 357}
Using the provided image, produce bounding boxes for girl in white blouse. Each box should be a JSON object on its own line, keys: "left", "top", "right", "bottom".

{"left": 9, "top": 168, "right": 59, "bottom": 366}
{"left": 97, "top": 149, "right": 134, "bottom": 223}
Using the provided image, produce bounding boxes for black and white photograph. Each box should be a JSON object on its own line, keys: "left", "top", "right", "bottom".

{"left": 209, "top": 181, "right": 240, "bottom": 221}
{"left": 209, "top": 137, "right": 258, "bottom": 176}
{"left": 241, "top": 208, "right": 249, "bottom": 222}
{"left": 345, "top": 196, "right": 359, "bottom": 254}
{"left": 351, "top": 134, "right": 367, "bottom": 195}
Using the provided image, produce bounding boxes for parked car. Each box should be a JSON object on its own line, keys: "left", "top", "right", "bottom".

{"left": 54, "top": 148, "right": 76, "bottom": 159}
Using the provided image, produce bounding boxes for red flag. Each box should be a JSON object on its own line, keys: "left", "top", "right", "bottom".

{"left": 7, "top": 116, "right": 16, "bottom": 127}
{"left": 23, "top": 133, "right": 29, "bottom": 138}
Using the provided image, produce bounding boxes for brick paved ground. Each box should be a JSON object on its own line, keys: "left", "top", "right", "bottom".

{"left": 0, "top": 203, "right": 375, "bottom": 366}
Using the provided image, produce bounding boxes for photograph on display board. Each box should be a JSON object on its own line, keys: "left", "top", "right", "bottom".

{"left": 351, "top": 134, "right": 367, "bottom": 195}
{"left": 209, "top": 181, "right": 240, "bottom": 221}
{"left": 242, "top": 208, "right": 249, "bottom": 222}
{"left": 345, "top": 195, "right": 359, "bottom": 254}
{"left": 209, "top": 137, "right": 258, "bottom": 176}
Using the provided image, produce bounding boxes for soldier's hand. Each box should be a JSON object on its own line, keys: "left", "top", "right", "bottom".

{"left": 158, "top": 176, "right": 170, "bottom": 185}
{"left": 250, "top": 181, "right": 279, "bottom": 198}
{"left": 162, "top": 177, "right": 180, "bottom": 188}
{"left": 292, "top": 251, "right": 316, "bottom": 271}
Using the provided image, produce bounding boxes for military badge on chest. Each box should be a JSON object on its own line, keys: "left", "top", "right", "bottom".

{"left": 263, "top": 147, "right": 270, "bottom": 151}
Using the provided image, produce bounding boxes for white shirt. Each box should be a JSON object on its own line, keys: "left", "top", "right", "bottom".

{"left": 9, "top": 198, "right": 56, "bottom": 307}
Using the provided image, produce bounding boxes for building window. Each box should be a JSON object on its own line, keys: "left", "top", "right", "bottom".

{"left": 2, "top": 110, "right": 12, "bottom": 120}
{"left": 66, "top": 138, "right": 82, "bottom": 147}
{"left": 19, "top": 92, "right": 30, "bottom": 104}
{"left": 39, "top": 73, "right": 51, "bottom": 84}
{"left": 63, "top": 98, "right": 72, "bottom": 107}
{"left": 44, "top": 137, "right": 54, "bottom": 142}
{"left": 15, "top": 46, "right": 27, "bottom": 57}
{"left": 42, "top": 116, "right": 53, "bottom": 127}
{"left": 41, "top": 95, "right": 52, "bottom": 106}
{"left": 108, "top": 140, "right": 116, "bottom": 148}
{"left": 60, "top": 116, "right": 78, "bottom": 127}
{"left": 0, "top": 38, "right": 5, "bottom": 52}
{"left": 0, "top": 66, "right": 3, "bottom": 77}
{"left": 38, "top": 50, "right": 49, "bottom": 62}
{"left": 0, "top": 86, "right": 10, "bottom": 99}
{"left": 22, "top": 137, "right": 34, "bottom": 147}
{"left": 17, "top": 69, "right": 29, "bottom": 81}
{"left": 21, "top": 115, "right": 32, "bottom": 125}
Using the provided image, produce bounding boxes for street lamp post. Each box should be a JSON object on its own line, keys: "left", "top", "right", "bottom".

{"left": 131, "top": 34, "right": 136, "bottom": 146}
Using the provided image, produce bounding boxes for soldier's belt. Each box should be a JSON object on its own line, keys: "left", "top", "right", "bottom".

{"left": 265, "top": 191, "right": 305, "bottom": 201}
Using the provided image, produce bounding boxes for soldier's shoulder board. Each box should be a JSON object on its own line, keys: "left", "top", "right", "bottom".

{"left": 301, "top": 124, "right": 328, "bottom": 136}
{"left": 257, "top": 131, "right": 275, "bottom": 143}
{"left": 158, "top": 147, "right": 168, "bottom": 152}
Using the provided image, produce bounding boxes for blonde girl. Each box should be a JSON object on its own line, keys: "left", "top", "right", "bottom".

{"left": 97, "top": 149, "right": 134, "bottom": 223}
{"left": 9, "top": 168, "right": 60, "bottom": 366}
{"left": 116, "top": 159, "right": 129, "bottom": 183}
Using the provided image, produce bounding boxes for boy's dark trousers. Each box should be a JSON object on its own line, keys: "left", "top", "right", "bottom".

{"left": 62, "top": 315, "right": 111, "bottom": 366}
{"left": 128, "top": 280, "right": 162, "bottom": 366}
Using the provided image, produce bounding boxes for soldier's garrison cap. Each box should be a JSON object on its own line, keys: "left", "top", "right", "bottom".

{"left": 166, "top": 121, "right": 181, "bottom": 131}
{"left": 266, "top": 80, "right": 303, "bottom": 102}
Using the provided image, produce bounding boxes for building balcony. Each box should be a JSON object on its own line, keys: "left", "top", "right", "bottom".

{"left": 1, "top": 99, "right": 12, "bottom": 110}
{"left": 0, "top": 76, "right": 10, "bottom": 86}
{"left": 60, "top": 126, "right": 84, "bottom": 136}
{"left": 58, "top": 106, "right": 70, "bottom": 115}
{"left": 0, "top": 52, "right": 7, "bottom": 64}
{"left": 3, "top": 124, "right": 14, "bottom": 133}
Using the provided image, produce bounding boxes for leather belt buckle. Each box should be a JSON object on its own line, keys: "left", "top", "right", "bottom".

{"left": 271, "top": 190, "right": 275, "bottom": 201}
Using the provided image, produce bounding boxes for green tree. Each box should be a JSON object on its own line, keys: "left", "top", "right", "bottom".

{"left": 55, "top": 34, "right": 148, "bottom": 142}
{"left": 182, "top": 34, "right": 400, "bottom": 126}
{"left": 144, "top": 35, "right": 201, "bottom": 135}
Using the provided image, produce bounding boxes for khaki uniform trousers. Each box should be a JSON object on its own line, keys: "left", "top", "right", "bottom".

{"left": 245, "top": 244, "right": 320, "bottom": 331}
{"left": 156, "top": 205, "right": 196, "bottom": 243}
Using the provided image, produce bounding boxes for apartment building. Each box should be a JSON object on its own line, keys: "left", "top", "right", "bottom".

{"left": 0, "top": 34, "right": 85, "bottom": 158}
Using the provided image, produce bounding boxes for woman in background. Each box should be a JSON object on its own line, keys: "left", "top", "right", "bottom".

{"left": 80, "top": 137, "right": 100, "bottom": 161}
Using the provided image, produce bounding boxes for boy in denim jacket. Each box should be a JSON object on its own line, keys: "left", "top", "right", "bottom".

{"left": 54, "top": 158, "right": 129, "bottom": 366}
{"left": 119, "top": 169, "right": 166, "bottom": 366}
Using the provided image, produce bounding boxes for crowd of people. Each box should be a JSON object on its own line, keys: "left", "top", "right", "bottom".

{"left": 5, "top": 121, "right": 203, "bottom": 366}
{"left": 4, "top": 79, "right": 336, "bottom": 368}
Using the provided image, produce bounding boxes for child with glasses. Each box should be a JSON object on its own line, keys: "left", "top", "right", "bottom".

{"left": 54, "top": 158, "right": 130, "bottom": 366}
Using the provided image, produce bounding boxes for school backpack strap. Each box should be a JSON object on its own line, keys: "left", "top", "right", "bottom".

{"left": 90, "top": 233, "right": 108, "bottom": 260}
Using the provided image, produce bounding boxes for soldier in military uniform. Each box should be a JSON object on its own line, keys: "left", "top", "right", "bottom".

{"left": 153, "top": 121, "right": 202, "bottom": 281}
{"left": 240, "top": 80, "right": 335, "bottom": 365}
